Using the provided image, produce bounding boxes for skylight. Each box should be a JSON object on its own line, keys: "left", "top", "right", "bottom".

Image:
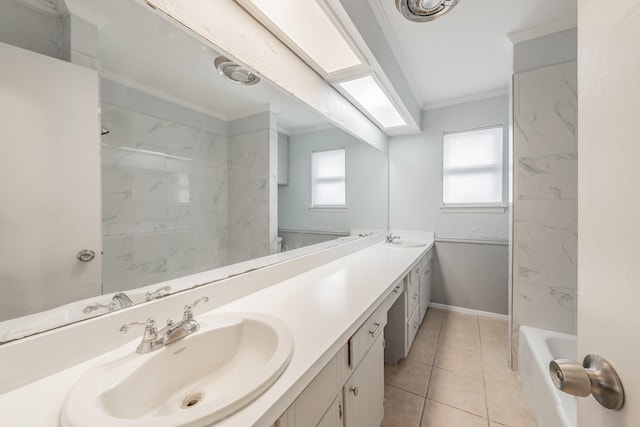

{"left": 338, "top": 76, "right": 407, "bottom": 128}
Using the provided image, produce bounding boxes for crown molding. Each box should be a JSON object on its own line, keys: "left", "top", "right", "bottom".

{"left": 423, "top": 87, "right": 508, "bottom": 111}
{"left": 508, "top": 17, "right": 577, "bottom": 45}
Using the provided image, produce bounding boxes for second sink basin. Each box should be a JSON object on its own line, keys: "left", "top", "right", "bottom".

{"left": 385, "top": 239, "right": 427, "bottom": 248}
{"left": 61, "top": 312, "right": 294, "bottom": 427}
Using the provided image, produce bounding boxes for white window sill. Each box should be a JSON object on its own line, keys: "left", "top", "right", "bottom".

{"left": 308, "top": 206, "right": 347, "bottom": 213}
{"left": 440, "top": 204, "right": 507, "bottom": 214}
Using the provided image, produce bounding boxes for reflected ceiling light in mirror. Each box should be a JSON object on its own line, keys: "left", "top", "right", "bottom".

{"left": 214, "top": 56, "right": 261, "bottom": 85}
{"left": 235, "top": 0, "right": 362, "bottom": 75}
{"left": 338, "top": 75, "right": 407, "bottom": 128}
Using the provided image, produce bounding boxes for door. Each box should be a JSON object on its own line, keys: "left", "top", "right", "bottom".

{"left": 0, "top": 42, "right": 101, "bottom": 320}
{"left": 577, "top": 1, "right": 640, "bottom": 426}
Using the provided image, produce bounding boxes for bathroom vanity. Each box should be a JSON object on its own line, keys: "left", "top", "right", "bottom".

{"left": 0, "top": 232, "right": 434, "bottom": 426}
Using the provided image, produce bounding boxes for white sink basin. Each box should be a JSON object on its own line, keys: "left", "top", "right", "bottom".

{"left": 385, "top": 239, "right": 427, "bottom": 248}
{"left": 61, "top": 312, "right": 294, "bottom": 427}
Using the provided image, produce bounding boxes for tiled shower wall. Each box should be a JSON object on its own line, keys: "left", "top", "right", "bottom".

{"left": 101, "top": 101, "right": 230, "bottom": 293}
{"left": 101, "top": 81, "right": 276, "bottom": 293}
{"left": 512, "top": 60, "right": 578, "bottom": 365}
{"left": 227, "top": 112, "right": 278, "bottom": 265}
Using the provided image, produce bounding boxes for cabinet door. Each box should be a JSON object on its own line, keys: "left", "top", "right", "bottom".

{"left": 344, "top": 334, "right": 384, "bottom": 427}
{"left": 419, "top": 252, "right": 432, "bottom": 324}
{"left": 317, "top": 393, "right": 344, "bottom": 427}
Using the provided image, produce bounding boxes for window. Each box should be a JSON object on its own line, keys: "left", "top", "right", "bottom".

{"left": 311, "top": 148, "right": 346, "bottom": 207}
{"left": 443, "top": 126, "right": 503, "bottom": 206}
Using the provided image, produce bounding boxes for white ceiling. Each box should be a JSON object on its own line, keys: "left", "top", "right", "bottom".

{"left": 369, "top": 0, "right": 577, "bottom": 108}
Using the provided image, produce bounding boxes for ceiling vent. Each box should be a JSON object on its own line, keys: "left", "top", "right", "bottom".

{"left": 396, "top": 0, "right": 460, "bottom": 22}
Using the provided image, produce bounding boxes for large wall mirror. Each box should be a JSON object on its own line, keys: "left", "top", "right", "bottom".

{"left": 0, "top": 0, "right": 389, "bottom": 343}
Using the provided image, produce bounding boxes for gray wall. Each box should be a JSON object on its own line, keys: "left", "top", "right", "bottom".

{"left": 511, "top": 29, "right": 578, "bottom": 366}
{"left": 0, "top": 1, "right": 64, "bottom": 60}
{"left": 389, "top": 96, "right": 510, "bottom": 314}
{"left": 278, "top": 127, "right": 389, "bottom": 234}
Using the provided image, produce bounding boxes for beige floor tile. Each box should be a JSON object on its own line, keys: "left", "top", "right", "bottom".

{"left": 407, "top": 334, "right": 438, "bottom": 365}
{"left": 483, "top": 367, "right": 522, "bottom": 391}
{"left": 489, "top": 422, "right": 509, "bottom": 427}
{"left": 382, "top": 384, "right": 425, "bottom": 427}
{"left": 421, "top": 399, "right": 488, "bottom": 427}
{"left": 384, "top": 358, "right": 433, "bottom": 396}
{"left": 433, "top": 343, "right": 483, "bottom": 379}
{"left": 481, "top": 333, "right": 509, "bottom": 360}
{"left": 415, "top": 317, "right": 441, "bottom": 343}
{"left": 479, "top": 317, "right": 508, "bottom": 339}
{"left": 425, "top": 307, "right": 445, "bottom": 324}
{"left": 443, "top": 312, "right": 479, "bottom": 332}
{"left": 482, "top": 352, "right": 511, "bottom": 376}
{"left": 427, "top": 367, "right": 487, "bottom": 418}
{"left": 438, "top": 324, "right": 481, "bottom": 352}
{"left": 486, "top": 385, "right": 536, "bottom": 427}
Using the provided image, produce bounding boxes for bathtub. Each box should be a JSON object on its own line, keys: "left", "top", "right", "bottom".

{"left": 518, "top": 326, "right": 577, "bottom": 427}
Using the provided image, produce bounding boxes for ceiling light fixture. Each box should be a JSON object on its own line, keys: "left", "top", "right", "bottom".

{"left": 235, "top": 0, "right": 362, "bottom": 75}
{"left": 338, "top": 75, "right": 407, "bottom": 128}
{"left": 214, "top": 56, "right": 260, "bottom": 85}
{"left": 396, "top": 0, "right": 460, "bottom": 22}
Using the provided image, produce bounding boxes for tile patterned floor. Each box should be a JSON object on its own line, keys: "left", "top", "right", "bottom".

{"left": 382, "top": 309, "right": 536, "bottom": 427}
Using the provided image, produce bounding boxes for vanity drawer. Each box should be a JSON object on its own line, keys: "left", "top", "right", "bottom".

{"left": 349, "top": 307, "right": 387, "bottom": 369}
{"left": 407, "top": 278, "right": 420, "bottom": 319}
{"left": 407, "top": 305, "right": 420, "bottom": 350}
{"left": 409, "top": 263, "right": 421, "bottom": 287}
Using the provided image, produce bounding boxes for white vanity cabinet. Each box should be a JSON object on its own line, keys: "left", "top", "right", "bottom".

{"left": 276, "top": 306, "right": 387, "bottom": 427}
{"left": 384, "top": 246, "right": 433, "bottom": 364}
{"left": 343, "top": 333, "right": 384, "bottom": 427}
{"left": 419, "top": 248, "right": 433, "bottom": 323}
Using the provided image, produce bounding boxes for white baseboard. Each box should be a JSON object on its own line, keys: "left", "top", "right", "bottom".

{"left": 429, "top": 302, "right": 509, "bottom": 320}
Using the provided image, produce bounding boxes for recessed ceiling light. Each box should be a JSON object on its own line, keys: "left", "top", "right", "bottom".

{"left": 396, "top": 0, "right": 460, "bottom": 22}
{"left": 338, "top": 75, "right": 407, "bottom": 128}
{"left": 214, "top": 56, "right": 260, "bottom": 86}
{"left": 235, "top": 0, "right": 362, "bottom": 75}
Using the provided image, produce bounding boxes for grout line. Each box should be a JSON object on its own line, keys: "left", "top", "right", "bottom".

{"left": 477, "top": 315, "right": 492, "bottom": 427}
{"left": 417, "top": 308, "right": 443, "bottom": 427}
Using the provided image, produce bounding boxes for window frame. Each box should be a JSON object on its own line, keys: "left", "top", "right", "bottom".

{"left": 309, "top": 147, "right": 347, "bottom": 210}
{"left": 441, "top": 125, "right": 505, "bottom": 212}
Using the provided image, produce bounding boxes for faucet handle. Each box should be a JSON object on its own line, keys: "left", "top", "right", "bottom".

{"left": 183, "top": 296, "right": 210, "bottom": 320}
{"left": 119, "top": 318, "right": 157, "bottom": 338}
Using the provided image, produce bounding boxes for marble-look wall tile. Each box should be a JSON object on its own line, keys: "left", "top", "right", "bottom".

{"left": 518, "top": 153, "right": 578, "bottom": 199}
{"left": 516, "top": 62, "right": 577, "bottom": 115}
{"left": 513, "top": 283, "right": 576, "bottom": 334}
{"left": 514, "top": 108, "right": 576, "bottom": 156}
{"left": 515, "top": 243, "right": 577, "bottom": 289}
{"left": 512, "top": 60, "right": 578, "bottom": 367}
{"left": 513, "top": 199, "right": 576, "bottom": 244}
{"left": 227, "top": 124, "right": 273, "bottom": 264}
{"left": 101, "top": 102, "right": 229, "bottom": 293}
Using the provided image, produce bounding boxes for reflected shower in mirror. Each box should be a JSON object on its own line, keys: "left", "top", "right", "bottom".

{"left": 0, "top": 0, "right": 389, "bottom": 343}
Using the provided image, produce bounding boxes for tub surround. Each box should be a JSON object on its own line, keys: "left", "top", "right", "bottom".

{"left": 518, "top": 326, "right": 577, "bottom": 427}
{"left": 511, "top": 28, "right": 578, "bottom": 367}
{"left": 0, "top": 232, "right": 434, "bottom": 426}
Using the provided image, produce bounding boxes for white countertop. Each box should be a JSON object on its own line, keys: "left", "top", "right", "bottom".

{"left": 0, "top": 234, "right": 433, "bottom": 426}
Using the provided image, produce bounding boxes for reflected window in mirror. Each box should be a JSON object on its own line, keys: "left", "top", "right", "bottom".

{"left": 311, "top": 148, "right": 346, "bottom": 208}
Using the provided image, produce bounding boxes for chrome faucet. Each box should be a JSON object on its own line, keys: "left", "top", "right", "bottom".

{"left": 385, "top": 233, "right": 400, "bottom": 243}
{"left": 144, "top": 285, "right": 171, "bottom": 301}
{"left": 119, "top": 296, "right": 210, "bottom": 354}
{"left": 113, "top": 292, "right": 134, "bottom": 308}
{"left": 83, "top": 292, "right": 134, "bottom": 314}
